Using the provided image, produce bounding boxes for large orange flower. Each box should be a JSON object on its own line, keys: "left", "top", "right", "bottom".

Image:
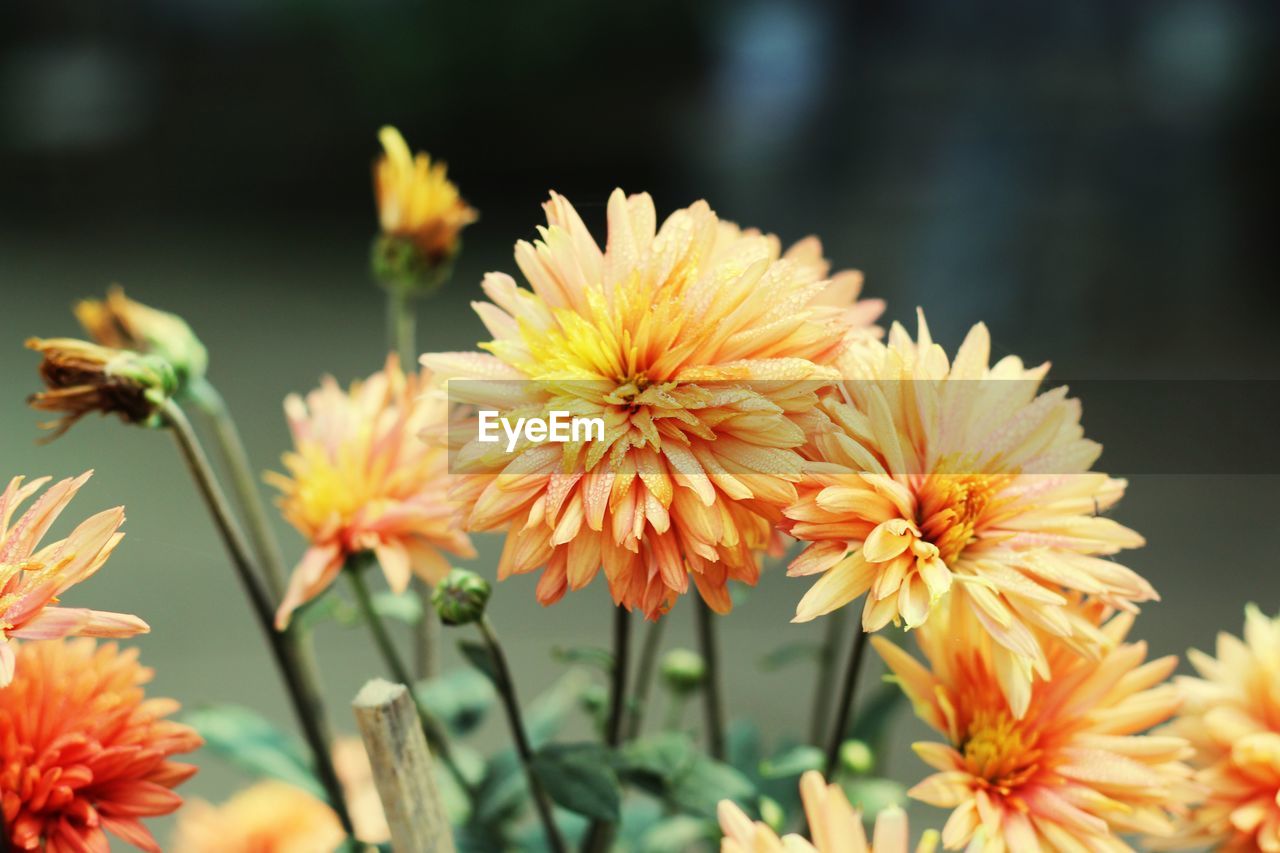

{"left": 269, "top": 356, "right": 475, "bottom": 628}
{"left": 785, "top": 312, "right": 1153, "bottom": 713}
{"left": 719, "top": 770, "right": 937, "bottom": 853}
{"left": 0, "top": 639, "right": 201, "bottom": 852}
{"left": 1160, "top": 604, "right": 1280, "bottom": 851}
{"left": 423, "top": 189, "right": 881, "bottom": 618}
{"left": 0, "top": 471, "right": 148, "bottom": 686}
{"left": 875, "top": 600, "right": 1195, "bottom": 851}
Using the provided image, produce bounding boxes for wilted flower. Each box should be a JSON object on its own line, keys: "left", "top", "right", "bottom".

{"left": 75, "top": 286, "right": 208, "bottom": 388}
{"left": 372, "top": 125, "right": 477, "bottom": 291}
{"left": 0, "top": 471, "right": 149, "bottom": 686}
{"left": 786, "top": 312, "right": 1153, "bottom": 714}
{"left": 432, "top": 567, "right": 492, "bottom": 626}
{"left": 269, "top": 355, "right": 475, "bottom": 628}
{"left": 719, "top": 770, "right": 937, "bottom": 853}
{"left": 171, "top": 781, "right": 344, "bottom": 853}
{"left": 0, "top": 638, "right": 201, "bottom": 852}
{"left": 26, "top": 337, "right": 177, "bottom": 439}
{"left": 423, "top": 189, "right": 881, "bottom": 619}
{"left": 1159, "top": 604, "right": 1280, "bottom": 851}
{"left": 874, "top": 599, "right": 1195, "bottom": 851}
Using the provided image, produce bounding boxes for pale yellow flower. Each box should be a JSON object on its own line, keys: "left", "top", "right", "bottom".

{"left": 875, "top": 599, "right": 1195, "bottom": 852}
{"left": 171, "top": 781, "right": 344, "bottom": 853}
{"left": 423, "top": 189, "right": 880, "bottom": 618}
{"left": 1160, "top": 604, "right": 1280, "bottom": 851}
{"left": 786, "top": 311, "right": 1153, "bottom": 714}
{"left": 269, "top": 355, "right": 474, "bottom": 628}
{"left": 719, "top": 770, "right": 937, "bottom": 853}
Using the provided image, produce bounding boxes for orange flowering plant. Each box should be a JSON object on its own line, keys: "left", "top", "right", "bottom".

{"left": 5, "top": 123, "right": 1256, "bottom": 853}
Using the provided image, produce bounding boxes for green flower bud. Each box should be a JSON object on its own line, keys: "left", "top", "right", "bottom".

{"left": 759, "top": 796, "right": 785, "bottom": 832}
{"left": 431, "top": 568, "right": 492, "bottom": 626}
{"left": 660, "top": 648, "right": 706, "bottom": 696}
{"left": 839, "top": 739, "right": 874, "bottom": 776}
{"left": 371, "top": 234, "right": 453, "bottom": 298}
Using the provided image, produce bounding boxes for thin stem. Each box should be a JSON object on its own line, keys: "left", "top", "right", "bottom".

{"left": 694, "top": 597, "right": 726, "bottom": 760}
{"left": 624, "top": 618, "right": 666, "bottom": 741}
{"left": 344, "top": 561, "right": 463, "bottom": 787}
{"left": 582, "top": 607, "right": 632, "bottom": 853}
{"left": 809, "top": 611, "right": 847, "bottom": 745}
{"left": 161, "top": 400, "right": 353, "bottom": 836}
{"left": 385, "top": 288, "right": 440, "bottom": 683}
{"left": 477, "top": 618, "right": 567, "bottom": 853}
{"left": 824, "top": 626, "right": 871, "bottom": 778}
{"left": 186, "top": 378, "right": 287, "bottom": 599}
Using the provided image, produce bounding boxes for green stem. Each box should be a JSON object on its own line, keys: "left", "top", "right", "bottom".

{"left": 385, "top": 288, "right": 440, "bottom": 683}
{"left": 624, "top": 618, "right": 666, "bottom": 741}
{"left": 185, "top": 378, "right": 287, "bottom": 599}
{"left": 824, "top": 626, "right": 871, "bottom": 778}
{"left": 160, "top": 400, "right": 353, "bottom": 836}
{"left": 809, "top": 611, "right": 847, "bottom": 746}
{"left": 694, "top": 598, "right": 726, "bottom": 760}
{"left": 582, "top": 607, "right": 632, "bottom": 853}
{"left": 477, "top": 618, "right": 567, "bottom": 853}
{"left": 344, "top": 560, "right": 463, "bottom": 787}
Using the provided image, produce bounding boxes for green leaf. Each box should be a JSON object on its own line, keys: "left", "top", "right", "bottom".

{"left": 184, "top": 705, "right": 323, "bottom": 799}
{"left": 531, "top": 743, "right": 621, "bottom": 821}
{"left": 550, "top": 644, "right": 614, "bottom": 672}
{"left": 848, "top": 680, "right": 907, "bottom": 754}
{"left": 757, "top": 641, "right": 823, "bottom": 672}
{"left": 840, "top": 776, "right": 907, "bottom": 817}
{"left": 637, "top": 816, "right": 716, "bottom": 852}
{"left": 292, "top": 588, "right": 357, "bottom": 631}
{"left": 759, "top": 745, "right": 824, "bottom": 779}
{"left": 372, "top": 589, "right": 422, "bottom": 624}
{"left": 415, "top": 668, "right": 495, "bottom": 737}
{"left": 525, "top": 670, "right": 592, "bottom": 748}
{"left": 616, "top": 733, "right": 756, "bottom": 819}
{"left": 458, "top": 639, "right": 500, "bottom": 685}
{"left": 669, "top": 754, "right": 756, "bottom": 819}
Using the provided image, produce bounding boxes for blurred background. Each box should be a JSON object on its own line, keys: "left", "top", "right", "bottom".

{"left": 2, "top": 0, "right": 1279, "bottom": 846}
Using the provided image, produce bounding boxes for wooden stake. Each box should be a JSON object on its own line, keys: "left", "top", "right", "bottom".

{"left": 353, "top": 679, "right": 456, "bottom": 853}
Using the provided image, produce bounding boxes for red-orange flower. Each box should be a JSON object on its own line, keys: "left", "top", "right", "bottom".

{"left": 1, "top": 471, "right": 149, "bottom": 686}
{"left": 0, "top": 638, "right": 202, "bottom": 852}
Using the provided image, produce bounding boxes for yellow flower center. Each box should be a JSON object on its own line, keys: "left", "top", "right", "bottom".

{"left": 918, "top": 469, "right": 1012, "bottom": 564}
{"left": 961, "top": 707, "right": 1040, "bottom": 791}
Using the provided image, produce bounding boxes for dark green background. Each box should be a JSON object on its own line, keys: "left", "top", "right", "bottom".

{"left": 3, "top": 1, "right": 1278, "bottom": 847}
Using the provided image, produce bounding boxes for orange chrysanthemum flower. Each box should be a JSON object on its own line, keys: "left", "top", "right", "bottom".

{"left": 269, "top": 356, "right": 475, "bottom": 628}
{"left": 0, "top": 471, "right": 148, "bottom": 686}
{"left": 785, "top": 312, "right": 1153, "bottom": 714}
{"left": 374, "top": 126, "right": 477, "bottom": 265}
{"left": 719, "top": 770, "right": 937, "bottom": 853}
{"left": 423, "top": 189, "right": 881, "bottom": 618}
{"left": 0, "top": 639, "right": 201, "bottom": 852}
{"left": 1159, "top": 604, "right": 1280, "bottom": 851}
{"left": 874, "top": 600, "right": 1195, "bottom": 852}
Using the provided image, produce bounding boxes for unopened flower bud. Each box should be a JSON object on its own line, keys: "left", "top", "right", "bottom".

{"left": 371, "top": 126, "right": 476, "bottom": 296}
{"left": 75, "top": 287, "right": 208, "bottom": 389}
{"left": 839, "top": 739, "right": 874, "bottom": 776}
{"left": 759, "top": 796, "right": 785, "bottom": 832}
{"left": 26, "top": 338, "right": 177, "bottom": 439}
{"left": 431, "top": 568, "right": 491, "bottom": 626}
{"left": 660, "top": 648, "right": 706, "bottom": 696}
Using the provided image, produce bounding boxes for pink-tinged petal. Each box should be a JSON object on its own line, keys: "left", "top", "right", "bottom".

{"left": 275, "top": 544, "right": 343, "bottom": 629}
{"left": 908, "top": 771, "right": 974, "bottom": 808}
{"left": 10, "top": 607, "right": 148, "bottom": 640}
{"left": 374, "top": 543, "right": 412, "bottom": 594}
